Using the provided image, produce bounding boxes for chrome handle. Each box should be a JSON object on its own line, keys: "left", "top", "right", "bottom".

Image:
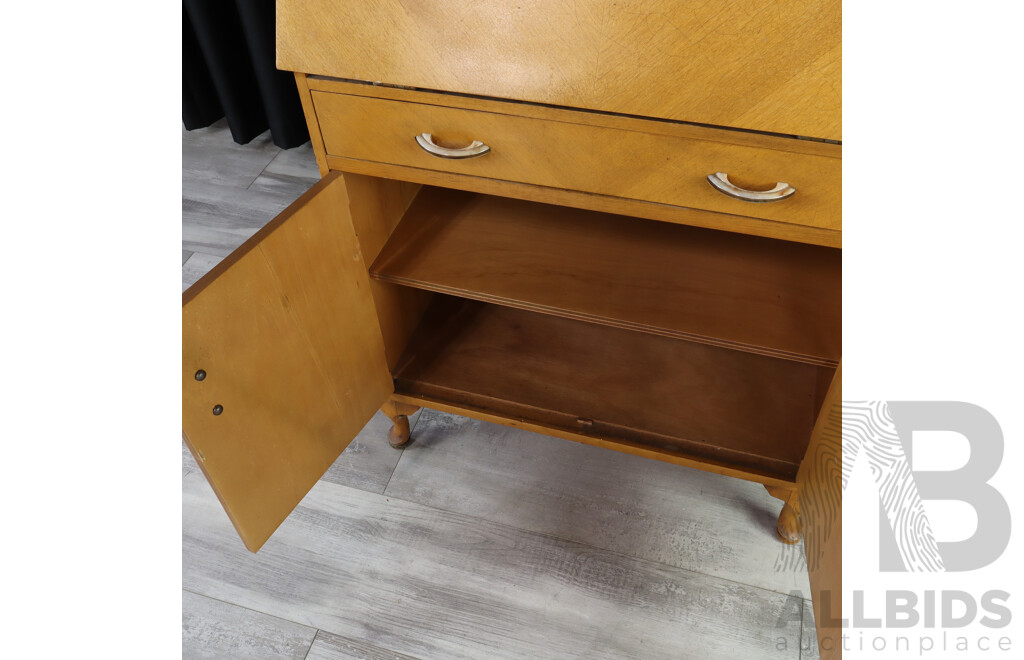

{"left": 415, "top": 133, "right": 490, "bottom": 159}
{"left": 706, "top": 172, "right": 796, "bottom": 203}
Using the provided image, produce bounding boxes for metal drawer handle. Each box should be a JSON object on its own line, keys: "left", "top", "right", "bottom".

{"left": 707, "top": 172, "right": 796, "bottom": 203}
{"left": 415, "top": 133, "right": 490, "bottom": 159}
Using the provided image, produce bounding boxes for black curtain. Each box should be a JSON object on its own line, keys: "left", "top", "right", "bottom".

{"left": 183, "top": 0, "right": 308, "bottom": 149}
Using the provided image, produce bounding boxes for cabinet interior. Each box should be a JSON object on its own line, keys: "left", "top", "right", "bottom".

{"left": 368, "top": 185, "right": 840, "bottom": 482}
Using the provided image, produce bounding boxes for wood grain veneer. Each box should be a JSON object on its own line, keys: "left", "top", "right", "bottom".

{"left": 338, "top": 172, "right": 434, "bottom": 370}
{"left": 278, "top": 0, "right": 841, "bottom": 140}
{"left": 324, "top": 155, "right": 841, "bottom": 248}
{"left": 312, "top": 90, "right": 841, "bottom": 232}
{"left": 798, "top": 365, "right": 843, "bottom": 659}
{"left": 305, "top": 77, "right": 841, "bottom": 158}
{"left": 393, "top": 296, "right": 833, "bottom": 481}
{"left": 372, "top": 187, "right": 840, "bottom": 366}
{"left": 182, "top": 172, "right": 393, "bottom": 552}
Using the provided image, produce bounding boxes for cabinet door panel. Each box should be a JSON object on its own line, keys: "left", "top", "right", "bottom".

{"left": 183, "top": 172, "right": 393, "bottom": 552}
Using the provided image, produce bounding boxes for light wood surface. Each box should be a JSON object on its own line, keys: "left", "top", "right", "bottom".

{"left": 183, "top": 172, "right": 393, "bottom": 551}
{"left": 380, "top": 399, "right": 421, "bottom": 448}
{"left": 341, "top": 173, "right": 421, "bottom": 264}
{"left": 390, "top": 392, "right": 797, "bottom": 490}
{"left": 373, "top": 187, "right": 840, "bottom": 366}
{"left": 278, "top": 0, "right": 841, "bottom": 140}
{"left": 765, "top": 485, "right": 796, "bottom": 502}
{"left": 797, "top": 365, "right": 843, "bottom": 659}
{"left": 293, "top": 72, "right": 329, "bottom": 177}
{"left": 776, "top": 502, "right": 802, "bottom": 544}
{"left": 312, "top": 90, "right": 841, "bottom": 231}
{"left": 325, "top": 154, "right": 841, "bottom": 248}
{"left": 394, "top": 296, "right": 830, "bottom": 481}
{"left": 764, "top": 485, "right": 802, "bottom": 544}
{"left": 306, "top": 77, "right": 841, "bottom": 159}
{"left": 338, "top": 173, "right": 435, "bottom": 370}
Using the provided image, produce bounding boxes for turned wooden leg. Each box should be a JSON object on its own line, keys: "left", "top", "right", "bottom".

{"left": 765, "top": 485, "right": 802, "bottom": 544}
{"left": 388, "top": 414, "right": 412, "bottom": 449}
{"left": 380, "top": 400, "right": 420, "bottom": 449}
{"left": 775, "top": 502, "right": 801, "bottom": 544}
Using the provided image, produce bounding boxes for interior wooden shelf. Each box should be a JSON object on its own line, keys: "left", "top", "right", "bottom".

{"left": 371, "top": 187, "right": 841, "bottom": 367}
{"left": 393, "top": 296, "right": 834, "bottom": 481}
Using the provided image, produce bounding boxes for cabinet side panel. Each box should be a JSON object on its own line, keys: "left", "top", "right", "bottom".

{"left": 342, "top": 173, "right": 433, "bottom": 370}
{"left": 797, "top": 364, "right": 842, "bottom": 658}
{"left": 294, "top": 72, "right": 329, "bottom": 177}
{"left": 183, "top": 173, "right": 393, "bottom": 551}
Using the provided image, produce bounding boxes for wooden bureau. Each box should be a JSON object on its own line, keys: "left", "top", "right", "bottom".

{"left": 183, "top": 1, "right": 841, "bottom": 655}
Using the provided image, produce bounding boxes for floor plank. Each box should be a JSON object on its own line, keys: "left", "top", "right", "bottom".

{"left": 802, "top": 598, "right": 820, "bottom": 660}
{"left": 260, "top": 141, "right": 319, "bottom": 179}
{"left": 249, "top": 142, "right": 320, "bottom": 196}
{"left": 183, "top": 120, "right": 281, "bottom": 189}
{"left": 386, "top": 410, "right": 812, "bottom": 598}
{"left": 182, "top": 252, "right": 223, "bottom": 292}
{"left": 182, "top": 589, "right": 316, "bottom": 660}
{"left": 306, "top": 630, "right": 422, "bottom": 660}
{"left": 321, "top": 411, "right": 421, "bottom": 494}
{"left": 183, "top": 439, "right": 198, "bottom": 477}
{"left": 184, "top": 471, "right": 803, "bottom": 660}
{"left": 182, "top": 180, "right": 303, "bottom": 257}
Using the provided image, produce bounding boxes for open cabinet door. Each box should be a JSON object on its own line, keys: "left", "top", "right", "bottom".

{"left": 799, "top": 364, "right": 842, "bottom": 659}
{"left": 183, "top": 172, "right": 393, "bottom": 552}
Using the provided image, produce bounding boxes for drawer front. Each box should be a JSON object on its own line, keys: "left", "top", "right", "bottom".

{"left": 280, "top": 0, "right": 840, "bottom": 140}
{"left": 313, "top": 91, "right": 840, "bottom": 232}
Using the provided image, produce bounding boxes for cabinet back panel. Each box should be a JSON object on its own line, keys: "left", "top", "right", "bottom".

{"left": 394, "top": 297, "right": 832, "bottom": 480}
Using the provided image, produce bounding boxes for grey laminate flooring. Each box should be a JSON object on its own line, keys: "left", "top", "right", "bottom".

{"left": 182, "top": 122, "right": 818, "bottom": 659}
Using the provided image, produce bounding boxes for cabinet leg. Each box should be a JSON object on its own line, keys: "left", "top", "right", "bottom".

{"left": 775, "top": 502, "right": 801, "bottom": 544}
{"left": 388, "top": 415, "right": 412, "bottom": 449}
{"left": 381, "top": 400, "right": 420, "bottom": 449}
{"left": 765, "top": 485, "right": 802, "bottom": 545}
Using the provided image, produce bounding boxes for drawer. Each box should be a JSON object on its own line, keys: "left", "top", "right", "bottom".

{"left": 280, "top": 0, "right": 841, "bottom": 140}
{"left": 312, "top": 90, "right": 841, "bottom": 233}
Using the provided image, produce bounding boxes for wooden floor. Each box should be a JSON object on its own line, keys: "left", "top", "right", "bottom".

{"left": 183, "top": 121, "right": 818, "bottom": 659}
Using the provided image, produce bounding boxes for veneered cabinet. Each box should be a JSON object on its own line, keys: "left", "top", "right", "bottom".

{"left": 184, "top": 0, "right": 841, "bottom": 653}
